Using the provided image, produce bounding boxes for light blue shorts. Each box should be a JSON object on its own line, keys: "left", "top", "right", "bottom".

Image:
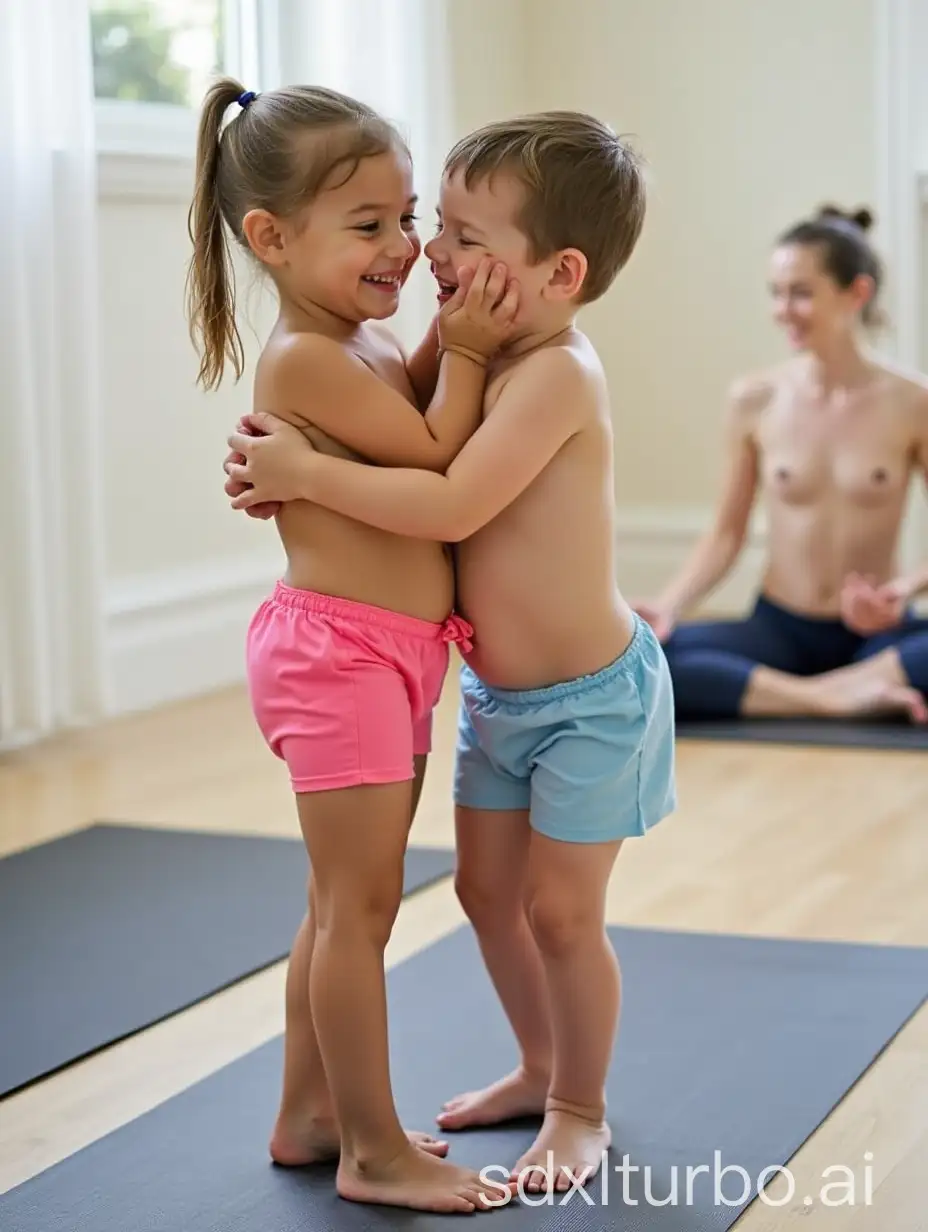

{"left": 453, "top": 616, "right": 677, "bottom": 843}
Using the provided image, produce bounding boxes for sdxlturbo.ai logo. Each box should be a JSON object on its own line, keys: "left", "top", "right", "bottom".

{"left": 477, "top": 1151, "right": 874, "bottom": 1209}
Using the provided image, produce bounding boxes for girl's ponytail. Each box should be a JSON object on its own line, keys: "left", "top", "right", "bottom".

{"left": 186, "top": 77, "right": 249, "bottom": 390}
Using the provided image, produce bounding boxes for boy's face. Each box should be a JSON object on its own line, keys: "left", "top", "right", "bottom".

{"left": 425, "top": 169, "right": 553, "bottom": 317}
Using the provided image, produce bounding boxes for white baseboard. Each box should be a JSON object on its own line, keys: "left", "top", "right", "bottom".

{"left": 614, "top": 506, "right": 767, "bottom": 614}
{"left": 104, "top": 556, "right": 281, "bottom": 716}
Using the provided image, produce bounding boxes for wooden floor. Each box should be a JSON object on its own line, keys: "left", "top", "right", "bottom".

{"left": 1, "top": 678, "right": 927, "bottom": 1227}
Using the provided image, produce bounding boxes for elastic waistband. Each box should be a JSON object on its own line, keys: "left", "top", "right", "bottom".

{"left": 463, "top": 615, "right": 645, "bottom": 709}
{"left": 268, "top": 582, "right": 474, "bottom": 648}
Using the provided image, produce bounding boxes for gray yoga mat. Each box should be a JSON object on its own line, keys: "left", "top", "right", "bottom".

{"left": 677, "top": 716, "right": 928, "bottom": 751}
{"left": 0, "top": 823, "right": 455, "bottom": 1098}
{"left": 4, "top": 924, "right": 927, "bottom": 1229}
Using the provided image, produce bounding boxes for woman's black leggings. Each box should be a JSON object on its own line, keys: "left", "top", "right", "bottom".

{"left": 662, "top": 594, "right": 928, "bottom": 719}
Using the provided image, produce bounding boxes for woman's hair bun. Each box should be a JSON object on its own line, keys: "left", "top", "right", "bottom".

{"left": 816, "top": 203, "right": 874, "bottom": 232}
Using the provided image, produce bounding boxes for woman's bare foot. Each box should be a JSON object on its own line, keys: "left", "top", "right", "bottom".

{"left": 814, "top": 674, "right": 928, "bottom": 723}
{"left": 270, "top": 1112, "right": 448, "bottom": 1166}
{"left": 511, "top": 1109, "right": 612, "bottom": 1195}
{"left": 337, "top": 1142, "right": 511, "bottom": 1213}
{"left": 436, "top": 1066, "right": 550, "bottom": 1130}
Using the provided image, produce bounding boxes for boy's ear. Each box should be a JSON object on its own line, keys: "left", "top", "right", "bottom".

{"left": 241, "top": 209, "right": 287, "bottom": 267}
{"left": 546, "top": 248, "right": 588, "bottom": 301}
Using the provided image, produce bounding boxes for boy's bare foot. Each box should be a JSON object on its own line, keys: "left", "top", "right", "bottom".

{"left": 511, "top": 1107, "right": 611, "bottom": 1195}
{"left": 436, "top": 1067, "right": 550, "bottom": 1130}
{"left": 338, "top": 1143, "right": 511, "bottom": 1213}
{"left": 270, "top": 1113, "right": 448, "bottom": 1166}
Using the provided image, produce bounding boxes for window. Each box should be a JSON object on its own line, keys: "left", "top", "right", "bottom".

{"left": 91, "top": 0, "right": 223, "bottom": 109}
{"left": 90, "top": 0, "right": 277, "bottom": 157}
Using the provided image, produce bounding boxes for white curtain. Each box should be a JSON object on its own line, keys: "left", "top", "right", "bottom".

{"left": 283, "top": 0, "right": 453, "bottom": 350}
{"left": 0, "top": 0, "right": 107, "bottom": 746}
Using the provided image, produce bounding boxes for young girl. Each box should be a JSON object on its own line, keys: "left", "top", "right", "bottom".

{"left": 186, "top": 77, "right": 517, "bottom": 1215}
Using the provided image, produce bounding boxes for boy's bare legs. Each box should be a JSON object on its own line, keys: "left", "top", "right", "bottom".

{"left": 299, "top": 777, "right": 506, "bottom": 1213}
{"left": 438, "top": 806, "right": 553, "bottom": 1130}
{"left": 512, "top": 832, "right": 622, "bottom": 1194}
{"left": 270, "top": 756, "right": 449, "bottom": 1165}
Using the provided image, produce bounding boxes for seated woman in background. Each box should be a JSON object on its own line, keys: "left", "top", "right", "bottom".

{"left": 635, "top": 205, "right": 928, "bottom": 723}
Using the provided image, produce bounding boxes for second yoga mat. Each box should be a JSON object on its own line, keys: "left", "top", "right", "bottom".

{"left": 0, "top": 823, "right": 456, "bottom": 1098}
{"left": 677, "top": 715, "right": 928, "bottom": 750}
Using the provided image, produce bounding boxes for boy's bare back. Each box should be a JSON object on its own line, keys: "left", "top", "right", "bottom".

{"left": 455, "top": 328, "right": 635, "bottom": 690}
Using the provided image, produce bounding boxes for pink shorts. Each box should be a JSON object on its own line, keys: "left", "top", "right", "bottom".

{"left": 246, "top": 582, "right": 474, "bottom": 793}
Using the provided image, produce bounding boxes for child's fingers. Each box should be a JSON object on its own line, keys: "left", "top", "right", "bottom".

{"left": 246, "top": 501, "right": 281, "bottom": 521}
{"left": 440, "top": 282, "right": 468, "bottom": 313}
{"left": 224, "top": 475, "right": 249, "bottom": 499}
{"left": 463, "top": 256, "right": 494, "bottom": 306}
{"left": 231, "top": 487, "right": 263, "bottom": 510}
{"left": 494, "top": 279, "right": 520, "bottom": 323}
{"left": 482, "top": 262, "right": 508, "bottom": 306}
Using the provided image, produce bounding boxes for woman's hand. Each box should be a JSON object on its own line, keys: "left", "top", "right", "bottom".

{"left": 224, "top": 412, "right": 317, "bottom": 510}
{"left": 632, "top": 600, "right": 677, "bottom": 643}
{"left": 840, "top": 572, "right": 910, "bottom": 635}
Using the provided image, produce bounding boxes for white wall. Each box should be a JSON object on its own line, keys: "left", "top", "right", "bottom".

{"left": 94, "top": 0, "right": 452, "bottom": 719}
{"left": 517, "top": 0, "right": 885, "bottom": 607}
{"left": 96, "top": 159, "right": 284, "bottom": 716}
{"left": 66, "top": 1, "right": 927, "bottom": 725}
{"left": 442, "top": 0, "right": 899, "bottom": 610}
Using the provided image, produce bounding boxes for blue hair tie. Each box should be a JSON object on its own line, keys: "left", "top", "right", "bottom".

{"left": 237, "top": 90, "right": 256, "bottom": 109}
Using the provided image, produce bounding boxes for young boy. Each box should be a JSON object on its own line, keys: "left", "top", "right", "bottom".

{"left": 225, "top": 111, "right": 677, "bottom": 1197}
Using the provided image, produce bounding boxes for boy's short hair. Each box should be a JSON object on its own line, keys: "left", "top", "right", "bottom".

{"left": 444, "top": 111, "right": 647, "bottom": 304}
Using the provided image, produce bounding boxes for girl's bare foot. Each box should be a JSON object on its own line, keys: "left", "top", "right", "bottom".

{"left": 511, "top": 1108, "right": 611, "bottom": 1195}
{"left": 337, "top": 1143, "right": 511, "bottom": 1213}
{"left": 270, "top": 1113, "right": 448, "bottom": 1166}
{"left": 436, "top": 1066, "right": 550, "bottom": 1130}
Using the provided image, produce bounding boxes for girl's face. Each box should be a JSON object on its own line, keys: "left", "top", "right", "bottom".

{"left": 768, "top": 243, "right": 869, "bottom": 353}
{"left": 248, "top": 148, "right": 421, "bottom": 324}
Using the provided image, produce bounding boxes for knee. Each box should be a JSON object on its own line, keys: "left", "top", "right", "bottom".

{"left": 455, "top": 869, "right": 522, "bottom": 933}
{"left": 316, "top": 879, "right": 402, "bottom": 949}
{"left": 526, "top": 888, "right": 599, "bottom": 959}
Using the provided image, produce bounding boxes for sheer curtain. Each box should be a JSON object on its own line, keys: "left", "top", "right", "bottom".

{"left": 283, "top": 0, "right": 453, "bottom": 350}
{"left": 0, "top": 0, "right": 106, "bottom": 746}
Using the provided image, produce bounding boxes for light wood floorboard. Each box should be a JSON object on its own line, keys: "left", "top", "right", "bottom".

{"left": 1, "top": 678, "right": 926, "bottom": 1227}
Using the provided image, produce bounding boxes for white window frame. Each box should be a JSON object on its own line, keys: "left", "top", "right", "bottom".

{"left": 93, "top": 0, "right": 280, "bottom": 159}
{"left": 875, "top": 0, "right": 928, "bottom": 577}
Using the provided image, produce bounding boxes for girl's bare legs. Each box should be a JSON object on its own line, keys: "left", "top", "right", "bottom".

{"left": 437, "top": 806, "right": 553, "bottom": 1130}
{"left": 512, "top": 832, "right": 623, "bottom": 1195}
{"left": 300, "top": 776, "right": 505, "bottom": 1213}
{"left": 270, "top": 757, "right": 448, "bottom": 1165}
{"left": 269, "top": 880, "right": 336, "bottom": 1163}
